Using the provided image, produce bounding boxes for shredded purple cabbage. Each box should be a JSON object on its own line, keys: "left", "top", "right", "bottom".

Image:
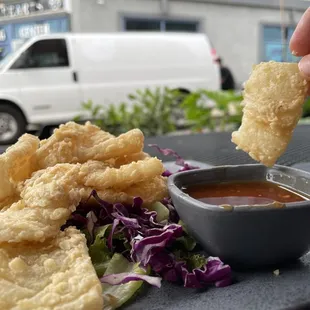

{"left": 178, "top": 258, "right": 232, "bottom": 288}
{"left": 64, "top": 146, "right": 232, "bottom": 290}
{"left": 65, "top": 191, "right": 232, "bottom": 289}
{"left": 148, "top": 144, "right": 199, "bottom": 176}
{"left": 131, "top": 224, "right": 183, "bottom": 266}
{"left": 101, "top": 272, "right": 162, "bottom": 288}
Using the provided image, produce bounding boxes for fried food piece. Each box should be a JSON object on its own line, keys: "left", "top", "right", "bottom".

{"left": 36, "top": 122, "right": 144, "bottom": 168}
{"left": 0, "top": 164, "right": 81, "bottom": 243}
{"left": 80, "top": 157, "right": 164, "bottom": 190}
{"left": 81, "top": 176, "right": 168, "bottom": 205}
{"left": 0, "top": 196, "right": 20, "bottom": 212}
{"left": 0, "top": 134, "right": 39, "bottom": 202}
{"left": 232, "top": 62, "right": 308, "bottom": 166}
{"left": 110, "top": 152, "right": 150, "bottom": 168}
{"left": 0, "top": 227, "right": 103, "bottom": 310}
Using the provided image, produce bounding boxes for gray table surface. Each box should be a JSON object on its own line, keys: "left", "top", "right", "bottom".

{"left": 125, "top": 255, "right": 310, "bottom": 310}
{"left": 123, "top": 126, "right": 310, "bottom": 310}
{"left": 144, "top": 125, "right": 310, "bottom": 168}
{"left": 4, "top": 126, "right": 310, "bottom": 309}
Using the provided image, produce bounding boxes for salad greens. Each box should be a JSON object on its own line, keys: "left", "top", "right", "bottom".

{"left": 88, "top": 224, "right": 112, "bottom": 277}
{"left": 101, "top": 253, "right": 159, "bottom": 310}
{"left": 63, "top": 146, "right": 232, "bottom": 309}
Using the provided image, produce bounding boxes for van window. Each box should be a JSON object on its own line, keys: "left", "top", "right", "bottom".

{"left": 11, "top": 39, "right": 69, "bottom": 69}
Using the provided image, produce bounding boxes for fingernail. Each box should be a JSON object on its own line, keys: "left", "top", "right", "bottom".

{"left": 292, "top": 50, "right": 299, "bottom": 56}
{"left": 299, "top": 57, "right": 310, "bottom": 79}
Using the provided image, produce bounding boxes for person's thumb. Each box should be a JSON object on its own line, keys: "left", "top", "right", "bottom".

{"left": 299, "top": 55, "right": 310, "bottom": 80}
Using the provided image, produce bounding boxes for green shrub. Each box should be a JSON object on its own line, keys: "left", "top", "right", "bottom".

{"left": 74, "top": 88, "right": 244, "bottom": 136}
{"left": 181, "top": 89, "right": 243, "bottom": 132}
{"left": 75, "top": 87, "right": 181, "bottom": 136}
{"left": 303, "top": 97, "right": 310, "bottom": 118}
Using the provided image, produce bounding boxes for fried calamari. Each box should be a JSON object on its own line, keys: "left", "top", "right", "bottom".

{"left": 0, "top": 120, "right": 168, "bottom": 309}
{"left": 0, "top": 164, "right": 81, "bottom": 243}
{"left": 81, "top": 176, "right": 168, "bottom": 205}
{"left": 232, "top": 61, "right": 309, "bottom": 166}
{"left": 81, "top": 157, "right": 164, "bottom": 190}
{"left": 36, "top": 122, "right": 144, "bottom": 168}
{"left": 0, "top": 134, "right": 39, "bottom": 202}
{"left": 0, "top": 227, "right": 103, "bottom": 310}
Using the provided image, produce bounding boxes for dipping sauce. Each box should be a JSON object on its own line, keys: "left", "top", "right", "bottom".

{"left": 184, "top": 181, "right": 308, "bottom": 206}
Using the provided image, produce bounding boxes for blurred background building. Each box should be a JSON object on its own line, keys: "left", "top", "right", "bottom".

{"left": 0, "top": 0, "right": 308, "bottom": 87}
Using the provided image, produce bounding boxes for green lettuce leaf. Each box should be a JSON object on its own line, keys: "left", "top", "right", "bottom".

{"left": 102, "top": 253, "right": 149, "bottom": 310}
{"left": 174, "top": 235, "right": 197, "bottom": 251}
{"left": 88, "top": 224, "right": 112, "bottom": 277}
{"left": 187, "top": 253, "right": 207, "bottom": 270}
{"left": 147, "top": 202, "right": 169, "bottom": 222}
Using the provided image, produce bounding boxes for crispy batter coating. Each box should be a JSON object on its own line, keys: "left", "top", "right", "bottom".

{"left": 0, "top": 134, "right": 39, "bottom": 202}
{"left": 0, "top": 120, "right": 168, "bottom": 308}
{"left": 0, "top": 164, "right": 81, "bottom": 243}
{"left": 36, "top": 122, "right": 144, "bottom": 168}
{"left": 0, "top": 227, "right": 103, "bottom": 310}
{"left": 81, "top": 176, "right": 168, "bottom": 205}
{"left": 232, "top": 62, "right": 308, "bottom": 166}
{"left": 81, "top": 157, "right": 164, "bottom": 190}
{"left": 110, "top": 152, "right": 151, "bottom": 168}
{"left": 0, "top": 196, "right": 20, "bottom": 212}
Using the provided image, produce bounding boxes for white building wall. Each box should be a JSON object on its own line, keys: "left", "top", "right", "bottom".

{"left": 71, "top": 0, "right": 305, "bottom": 85}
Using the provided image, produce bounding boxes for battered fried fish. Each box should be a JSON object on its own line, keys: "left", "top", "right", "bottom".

{"left": 0, "top": 227, "right": 103, "bottom": 310}
{"left": 0, "top": 134, "right": 39, "bottom": 202}
{"left": 36, "top": 122, "right": 144, "bottom": 168}
{"left": 231, "top": 61, "right": 308, "bottom": 166}
{"left": 0, "top": 164, "right": 81, "bottom": 243}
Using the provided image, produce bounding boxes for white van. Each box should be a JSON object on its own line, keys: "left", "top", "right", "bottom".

{"left": 0, "top": 32, "right": 220, "bottom": 144}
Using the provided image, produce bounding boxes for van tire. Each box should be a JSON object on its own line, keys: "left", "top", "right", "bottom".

{"left": 0, "top": 104, "right": 26, "bottom": 145}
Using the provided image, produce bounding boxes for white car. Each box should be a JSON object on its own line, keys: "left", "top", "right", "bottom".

{"left": 0, "top": 32, "right": 220, "bottom": 144}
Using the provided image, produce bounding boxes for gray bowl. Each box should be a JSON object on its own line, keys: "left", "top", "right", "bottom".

{"left": 168, "top": 164, "right": 310, "bottom": 268}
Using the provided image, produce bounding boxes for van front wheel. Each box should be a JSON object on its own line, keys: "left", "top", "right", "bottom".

{"left": 0, "top": 104, "right": 26, "bottom": 145}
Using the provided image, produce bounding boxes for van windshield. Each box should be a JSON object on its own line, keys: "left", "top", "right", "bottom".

{"left": 0, "top": 52, "right": 15, "bottom": 69}
{"left": 0, "top": 39, "right": 28, "bottom": 69}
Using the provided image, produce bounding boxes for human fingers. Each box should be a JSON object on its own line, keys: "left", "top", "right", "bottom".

{"left": 290, "top": 8, "right": 310, "bottom": 56}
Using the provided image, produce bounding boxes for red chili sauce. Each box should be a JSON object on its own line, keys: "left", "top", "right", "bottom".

{"left": 184, "top": 181, "right": 308, "bottom": 206}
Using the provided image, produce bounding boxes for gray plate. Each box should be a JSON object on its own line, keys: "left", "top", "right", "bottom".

{"left": 124, "top": 254, "right": 310, "bottom": 310}
{"left": 163, "top": 160, "right": 213, "bottom": 173}
{"left": 123, "top": 161, "right": 310, "bottom": 310}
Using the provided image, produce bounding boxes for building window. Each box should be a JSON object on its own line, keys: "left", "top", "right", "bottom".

{"left": 125, "top": 19, "right": 161, "bottom": 31}
{"left": 124, "top": 18, "right": 198, "bottom": 32}
{"left": 262, "top": 25, "right": 300, "bottom": 62}
{"left": 165, "top": 20, "right": 198, "bottom": 32}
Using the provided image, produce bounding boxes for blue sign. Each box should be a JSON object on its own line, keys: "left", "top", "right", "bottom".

{"left": 12, "top": 16, "right": 69, "bottom": 40}
{"left": 0, "top": 16, "right": 69, "bottom": 61}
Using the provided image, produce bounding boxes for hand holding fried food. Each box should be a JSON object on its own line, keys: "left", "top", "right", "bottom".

{"left": 232, "top": 61, "right": 309, "bottom": 167}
